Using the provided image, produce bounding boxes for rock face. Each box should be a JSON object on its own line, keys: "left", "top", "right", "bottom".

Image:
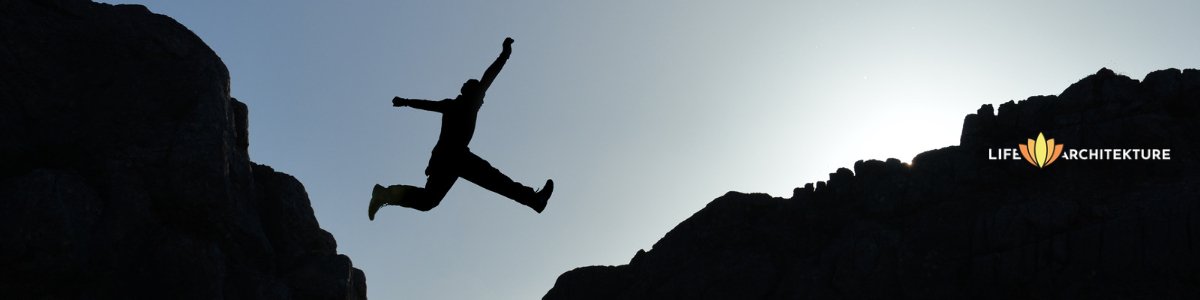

{"left": 0, "top": 1, "right": 365, "bottom": 299}
{"left": 545, "top": 68, "right": 1200, "bottom": 299}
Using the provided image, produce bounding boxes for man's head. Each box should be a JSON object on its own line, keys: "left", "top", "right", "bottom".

{"left": 460, "top": 79, "right": 482, "bottom": 97}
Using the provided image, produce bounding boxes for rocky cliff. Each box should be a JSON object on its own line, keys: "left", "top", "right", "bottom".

{"left": 0, "top": 1, "right": 365, "bottom": 299}
{"left": 545, "top": 68, "right": 1200, "bottom": 299}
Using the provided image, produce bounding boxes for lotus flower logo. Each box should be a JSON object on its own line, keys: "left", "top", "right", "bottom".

{"left": 1018, "top": 132, "right": 1064, "bottom": 168}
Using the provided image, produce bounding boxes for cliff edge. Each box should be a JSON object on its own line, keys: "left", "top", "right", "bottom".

{"left": 546, "top": 68, "right": 1200, "bottom": 299}
{"left": 0, "top": 1, "right": 366, "bottom": 298}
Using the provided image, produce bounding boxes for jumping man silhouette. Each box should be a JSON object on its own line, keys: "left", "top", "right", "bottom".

{"left": 369, "top": 37, "right": 553, "bottom": 220}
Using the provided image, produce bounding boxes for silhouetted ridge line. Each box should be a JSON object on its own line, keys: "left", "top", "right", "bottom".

{"left": 0, "top": 0, "right": 366, "bottom": 298}
{"left": 545, "top": 68, "right": 1200, "bottom": 300}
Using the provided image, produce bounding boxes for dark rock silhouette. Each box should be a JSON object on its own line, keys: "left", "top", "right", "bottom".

{"left": 545, "top": 68, "right": 1200, "bottom": 299}
{"left": 0, "top": 1, "right": 365, "bottom": 299}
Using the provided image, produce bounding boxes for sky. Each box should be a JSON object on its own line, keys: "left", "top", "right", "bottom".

{"left": 104, "top": 1, "right": 1200, "bottom": 299}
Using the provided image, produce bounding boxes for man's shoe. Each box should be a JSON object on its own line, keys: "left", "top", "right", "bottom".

{"left": 531, "top": 179, "right": 554, "bottom": 213}
{"left": 369, "top": 184, "right": 387, "bottom": 221}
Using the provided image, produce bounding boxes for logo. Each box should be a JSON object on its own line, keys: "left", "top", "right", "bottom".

{"left": 987, "top": 131, "right": 1171, "bottom": 169}
{"left": 1018, "top": 133, "right": 1063, "bottom": 168}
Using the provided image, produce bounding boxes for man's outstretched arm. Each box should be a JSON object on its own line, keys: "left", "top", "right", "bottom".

{"left": 393, "top": 97, "right": 449, "bottom": 113}
{"left": 478, "top": 37, "right": 514, "bottom": 92}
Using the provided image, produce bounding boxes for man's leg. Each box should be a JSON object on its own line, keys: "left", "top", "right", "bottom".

{"left": 457, "top": 151, "right": 552, "bottom": 212}
{"left": 408, "top": 151, "right": 458, "bottom": 211}
{"left": 370, "top": 184, "right": 412, "bottom": 220}
{"left": 397, "top": 174, "right": 456, "bottom": 211}
{"left": 369, "top": 174, "right": 457, "bottom": 220}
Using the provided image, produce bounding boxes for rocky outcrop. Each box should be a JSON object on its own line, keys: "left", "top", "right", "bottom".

{"left": 545, "top": 68, "right": 1200, "bottom": 299}
{"left": 0, "top": 1, "right": 365, "bottom": 299}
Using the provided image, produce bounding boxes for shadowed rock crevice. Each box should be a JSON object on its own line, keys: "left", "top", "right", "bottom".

{"left": 0, "top": 0, "right": 365, "bottom": 299}
{"left": 545, "top": 68, "right": 1200, "bottom": 299}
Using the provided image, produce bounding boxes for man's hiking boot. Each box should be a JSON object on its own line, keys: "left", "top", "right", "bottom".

{"left": 530, "top": 179, "right": 554, "bottom": 213}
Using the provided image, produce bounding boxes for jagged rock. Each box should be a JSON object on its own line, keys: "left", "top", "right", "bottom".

{"left": 0, "top": 0, "right": 365, "bottom": 299}
{"left": 545, "top": 68, "right": 1200, "bottom": 299}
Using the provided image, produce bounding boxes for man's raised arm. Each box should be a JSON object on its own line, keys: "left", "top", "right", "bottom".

{"left": 478, "top": 37, "right": 514, "bottom": 92}
{"left": 393, "top": 97, "right": 449, "bottom": 113}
